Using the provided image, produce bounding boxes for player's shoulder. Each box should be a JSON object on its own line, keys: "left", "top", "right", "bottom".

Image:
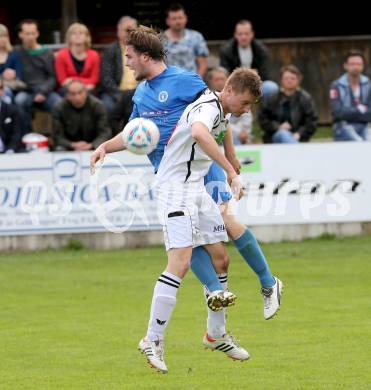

{"left": 195, "top": 89, "right": 220, "bottom": 106}
{"left": 169, "top": 67, "right": 206, "bottom": 93}
{"left": 166, "top": 65, "right": 199, "bottom": 79}
{"left": 186, "top": 90, "right": 221, "bottom": 116}
{"left": 133, "top": 80, "right": 146, "bottom": 94}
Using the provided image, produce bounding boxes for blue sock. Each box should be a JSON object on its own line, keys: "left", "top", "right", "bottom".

{"left": 191, "top": 246, "right": 223, "bottom": 292}
{"left": 234, "top": 228, "right": 275, "bottom": 288}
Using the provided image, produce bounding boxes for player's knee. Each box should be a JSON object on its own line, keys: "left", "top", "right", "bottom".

{"left": 222, "top": 212, "right": 245, "bottom": 240}
{"left": 220, "top": 253, "right": 230, "bottom": 273}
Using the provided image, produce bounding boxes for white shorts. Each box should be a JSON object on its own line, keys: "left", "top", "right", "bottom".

{"left": 156, "top": 183, "right": 228, "bottom": 251}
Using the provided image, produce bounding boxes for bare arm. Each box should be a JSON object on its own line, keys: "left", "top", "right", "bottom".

{"left": 191, "top": 122, "right": 243, "bottom": 200}
{"left": 192, "top": 122, "right": 235, "bottom": 179}
{"left": 223, "top": 127, "right": 241, "bottom": 174}
{"left": 90, "top": 132, "right": 126, "bottom": 174}
{"left": 196, "top": 56, "right": 208, "bottom": 78}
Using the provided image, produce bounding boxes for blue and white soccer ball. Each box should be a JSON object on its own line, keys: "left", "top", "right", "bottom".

{"left": 122, "top": 118, "right": 160, "bottom": 155}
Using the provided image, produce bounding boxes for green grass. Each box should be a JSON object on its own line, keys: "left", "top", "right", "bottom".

{"left": 311, "top": 126, "right": 332, "bottom": 140}
{"left": 1, "top": 236, "right": 371, "bottom": 389}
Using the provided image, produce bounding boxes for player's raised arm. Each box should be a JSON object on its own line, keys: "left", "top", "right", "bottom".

{"left": 90, "top": 132, "right": 126, "bottom": 175}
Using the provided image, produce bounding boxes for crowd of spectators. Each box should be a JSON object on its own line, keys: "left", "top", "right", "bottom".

{"left": 1, "top": 3, "right": 370, "bottom": 154}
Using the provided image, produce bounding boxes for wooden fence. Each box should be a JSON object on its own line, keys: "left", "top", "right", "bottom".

{"left": 208, "top": 36, "right": 371, "bottom": 124}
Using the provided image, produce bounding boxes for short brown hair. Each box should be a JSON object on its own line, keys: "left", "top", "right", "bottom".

{"left": 345, "top": 50, "right": 365, "bottom": 63}
{"left": 225, "top": 68, "right": 262, "bottom": 101}
{"left": 126, "top": 26, "right": 166, "bottom": 61}
{"left": 166, "top": 3, "right": 186, "bottom": 16}
{"left": 236, "top": 19, "right": 253, "bottom": 29}
{"left": 280, "top": 64, "right": 302, "bottom": 80}
{"left": 19, "top": 19, "right": 39, "bottom": 31}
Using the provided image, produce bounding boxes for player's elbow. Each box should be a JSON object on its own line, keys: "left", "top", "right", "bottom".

{"left": 191, "top": 126, "right": 205, "bottom": 142}
{"left": 191, "top": 126, "right": 201, "bottom": 140}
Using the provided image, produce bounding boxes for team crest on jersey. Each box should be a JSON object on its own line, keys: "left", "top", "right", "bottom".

{"left": 158, "top": 91, "right": 168, "bottom": 102}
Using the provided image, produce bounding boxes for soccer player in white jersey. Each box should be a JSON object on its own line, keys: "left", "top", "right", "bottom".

{"left": 136, "top": 68, "right": 262, "bottom": 372}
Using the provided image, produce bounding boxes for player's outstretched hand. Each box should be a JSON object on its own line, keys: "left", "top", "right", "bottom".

{"left": 90, "top": 146, "right": 106, "bottom": 175}
{"left": 230, "top": 175, "right": 245, "bottom": 201}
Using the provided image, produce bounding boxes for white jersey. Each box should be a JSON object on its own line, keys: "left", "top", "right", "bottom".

{"left": 155, "top": 90, "right": 228, "bottom": 186}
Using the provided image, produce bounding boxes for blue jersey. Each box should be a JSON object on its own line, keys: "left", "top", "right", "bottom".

{"left": 129, "top": 66, "right": 206, "bottom": 171}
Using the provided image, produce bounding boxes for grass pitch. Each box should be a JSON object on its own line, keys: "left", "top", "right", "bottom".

{"left": 0, "top": 235, "right": 370, "bottom": 389}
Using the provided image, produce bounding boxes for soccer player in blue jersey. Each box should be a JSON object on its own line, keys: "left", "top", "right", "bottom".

{"left": 90, "top": 26, "right": 282, "bottom": 370}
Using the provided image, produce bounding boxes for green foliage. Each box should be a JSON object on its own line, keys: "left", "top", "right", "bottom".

{"left": 63, "top": 239, "right": 85, "bottom": 251}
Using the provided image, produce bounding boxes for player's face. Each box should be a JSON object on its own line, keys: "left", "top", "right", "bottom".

{"left": 234, "top": 24, "right": 254, "bottom": 48}
{"left": 125, "top": 45, "right": 149, "bottom": 80}
{"left": 281, "top": 71, "right": 300, "bottom": 90}
{"left": 166, "top": 10, "right": 187, "bottom": 32}
{"left": 225, "top": 87, "right": 255, "bottom": 117}
{"left": 344, "top": 56, "right": 364, "bottom": 77}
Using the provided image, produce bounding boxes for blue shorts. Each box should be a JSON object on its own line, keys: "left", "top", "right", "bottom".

{"left": 204, "top": 162, "right": 232, "bottom": 204}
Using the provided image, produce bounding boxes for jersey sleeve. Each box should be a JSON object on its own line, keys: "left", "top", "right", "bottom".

{"left": 129, "top": 102, "right": 139, "bottom": 121}
{"left": 189, "top": 103, "right": 220, "bottom": 132}
{"left": 129, "top": 82, "right": 145, "bottom": 121}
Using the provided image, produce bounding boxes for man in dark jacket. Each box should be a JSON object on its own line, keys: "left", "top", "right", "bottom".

{"left": 258, "top": 65, "right": 317, "bottom": 143}
{"left": 0, "top": 79, "right": 21, "bottom": 153}
{"left": 220, "top": 20, "right": 278, "bottom": 97}
{"left": 52, "top": 80, "right": 111, "bottom": 151}
{"left": 99, "top": 16, "right": 138, "bottom": 114}
{"left": 14, "top": 19, "right": 61, "bottom": 134}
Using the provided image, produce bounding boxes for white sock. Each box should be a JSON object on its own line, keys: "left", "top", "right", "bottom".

{"left": 147, "top": 271, "right": 181, "bottom": 341}
{"left": 205, "top": 273, "right": 228, "bottom": 339}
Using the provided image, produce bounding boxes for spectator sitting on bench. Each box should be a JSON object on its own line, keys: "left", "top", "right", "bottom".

{"left": 55, "top": 23, "right": 100, "bottom": 95}
{"left": 0, "top": 23, "right": 25, "bottom": 103}
{"left": 52, "top": 80, "right": 111, "bottom": 151}
{"left": 258, "top": 65, "right": 317, "bottom": 143}
{"left": 14, "top": 19, "right": 61, "bottom": 135}
{"left": 330, "top": 50, "right": 371, "bottom": 142}
{"left": 99, "top": 16, "right": 138, "bottom": 114}
{"left": 0, "top": 78, "right": 21, "bottom": 153}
